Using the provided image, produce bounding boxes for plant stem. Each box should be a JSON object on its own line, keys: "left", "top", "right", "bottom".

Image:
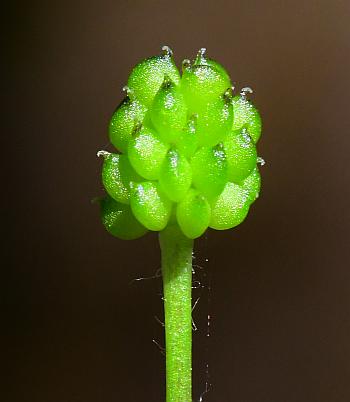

{"left": 159, "top": 224, "right": 193, "bottom": 402}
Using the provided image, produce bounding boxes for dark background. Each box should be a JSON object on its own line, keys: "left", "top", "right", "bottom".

{"left": 8, "top": 1, "right": 350, "bottom": 401}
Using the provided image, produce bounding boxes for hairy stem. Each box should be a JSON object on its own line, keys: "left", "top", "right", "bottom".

{"left": 159, "top": 225, "right": 193, "bottom": 402}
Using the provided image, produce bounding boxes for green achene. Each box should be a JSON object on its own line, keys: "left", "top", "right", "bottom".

{"left": 97, "top": 46, "right": 263, "bottom": 402}
{"left": 100, "top": 151, "right": 142, "bottom": 204}
{"left": 195, "top": 89, "right": 233, "bottom": 146}
{"left": 130, "top": 181, "right": 172, "bottom": 231}
{"left": 127, "top": 47, "right": 180, "bottom": 108}
{"left": 176, "top": 188, "right": 211, "bottom": 239}
{"left": 209, "top": 181, "right": 250, "bottom": 230}
{"left": 100, "top": 195, "right": 148, "bottom": 240}
{"left": 176, "top": 114, "right": 199, "bottom": 159}
{"left": 232, "top": 89, "right": 262, "bottom": 143}
{"left": 191, "top": 144, "right": 228, "bottom": 199}
{"left": 240, "top": 167, "right": 261, "bottom": 204}
{"left": 128, "top": 124, "right": 168, "bottom": 180}
{"left": 109, "top": 96, "right": 147, "bottom": 153}
{"left": 181, "top": 60, "right": 231, "bottom": 113}
{"left": 159, "top": 148, "right": 192, "bottom": 202}
{"left": 150, "top": 78, "right": 188, "bottom": 143}
{"left": 224, "top": 127, "right": 258, "bottom": 183}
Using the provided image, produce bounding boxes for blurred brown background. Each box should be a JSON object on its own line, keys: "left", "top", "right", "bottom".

{"left": 8, "top": 1, "right": 350, "bottom": 401}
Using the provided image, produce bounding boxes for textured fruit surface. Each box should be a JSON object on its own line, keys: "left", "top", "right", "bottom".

{"left": 101, "top": 152, "right": 141, "bottom": 204}
{"left": 194, "top": 48, "right": 231, "bottom": 84}
{"left": 99, "top": 47, "right": 262, "bottom": 239}
{"left": 128, "top": 125, "right": 168, "bottom": 180}
{"left": 176, "top": 115, "right": 199, "bottom": 159}
{"left": 109, "top": 97, "right": 147, "bottom": 153}
{"left": 127, "top": 50, "right": 180, "bottom": 108}
{"left": 224, "top": 127, "right": 257, "bottom": 183}
{"left": 209, "top": 182, "right": 250, "bottom": 230}
{"left": 159, "top": 149, "right": 192, "bottom": 202}
{"left": 191, "top": 144, "right": 227, "bottom": 199}
{"left": 240, "top": 167, "right": 261, "bottom": 204}
{"left": 196, "top": 91, "right": 233, "bottom": 146}
{"left": 181, "top": 63, "right": 231, "bottom": 113}
{"left": 232, "top": 93, "right": 262, "bottom": 143}
{"left": 100, "top": 196, "right": 148, "bottom": 239}
{"left": 130, "top": 181, "right": 172, "bottom": 231}
{"left": 176, "top": 189, "right": 211, "bottom": 239}
{"left": 150, "top": 78, "right": 187, "bottom": 143}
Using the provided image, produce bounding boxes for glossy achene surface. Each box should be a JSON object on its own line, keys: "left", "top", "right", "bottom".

{"left": 100, "top": 47, "right": 262, "bottom": 239}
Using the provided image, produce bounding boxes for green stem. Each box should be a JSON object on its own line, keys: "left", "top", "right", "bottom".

{"left": 159, "top": 225, "right": 193, "bottom": 402}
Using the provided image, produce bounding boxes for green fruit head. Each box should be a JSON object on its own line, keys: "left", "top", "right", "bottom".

{"left": 98, "top": 46, "right": 263, "bottom": 239}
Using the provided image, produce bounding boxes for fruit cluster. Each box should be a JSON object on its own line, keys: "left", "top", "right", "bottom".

{"left": 99, "top": 47, "right": 262, "bottom": 240}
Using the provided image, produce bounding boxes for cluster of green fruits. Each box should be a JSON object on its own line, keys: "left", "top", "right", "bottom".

{"left": 99, "top": 46, "right": 262, "bottom": 240}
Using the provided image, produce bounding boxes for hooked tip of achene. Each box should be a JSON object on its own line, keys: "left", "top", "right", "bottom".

{"left": 240, "top": 87, "right": 254, "bottom": 99}
{"left": 122, "top": 85, "right": 129, "bottom": 93}
{"left": 161, "top": 45, "right": 173, "bottom": 57}
{"left": 197, "top": 47, "right": 207, "bottom": 59}
{"left": 97, "top": 150, "right": 111, "bottom": 159}
{"left": 122, "top": 85, "right": 134, "bottom": 98}
{"left": 194, "top": 47, "right": 207, "bottom": 65}
{"left": 182, "top": 59, "right": 192, "bottom": 71}
{"left": 257, "top": 156, "right": 266, "bottom": 166}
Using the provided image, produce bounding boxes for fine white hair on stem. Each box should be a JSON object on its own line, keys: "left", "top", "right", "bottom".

{"left": 192, "top": 297, "right": 200, "bottom": 312}
{"left": 129, "top": 268, "right": 162, "bottom": 284}
{"left": 154, "top": 315, "right": 165, "bottom": 327}
{"left": 152, "top": 339, "right": 165, "bottom": 355}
